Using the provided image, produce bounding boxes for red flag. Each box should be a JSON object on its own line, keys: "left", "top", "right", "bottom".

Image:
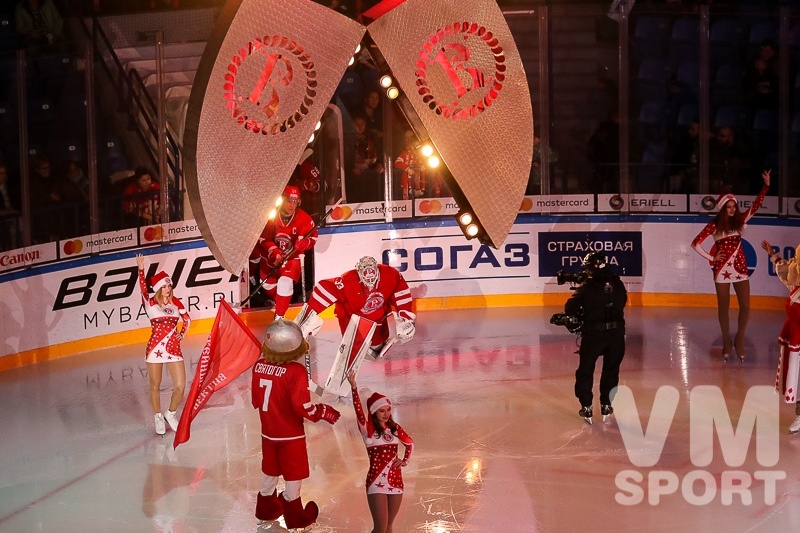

{"left": 173, "top": 299, "right": 261, "bottom": 449}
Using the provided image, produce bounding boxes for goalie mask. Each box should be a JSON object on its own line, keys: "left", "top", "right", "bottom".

{"left": 261, "top": 319, "right": 308, "bottom": 364}
{"left": 356, "top": 256, "right": 380, "bottom": 290}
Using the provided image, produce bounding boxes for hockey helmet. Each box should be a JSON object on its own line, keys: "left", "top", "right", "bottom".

{"left": 261, "top": 318, "right": 308, "bottom": 364}
{"left": 582, "top": 252, "right": 607, "bottom": 270}
{"left": 356, "top": 256, "right": 380, "bottom": 290}
{"left": 282, "top": 185, "right": 301, "bottom": 204}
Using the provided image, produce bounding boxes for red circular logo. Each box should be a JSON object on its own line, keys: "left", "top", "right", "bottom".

{"left": 415, "top": 22, "right": 506, "bottom": 120}
{"left": 224, "top": 36, "right": 317, "bottom": 135}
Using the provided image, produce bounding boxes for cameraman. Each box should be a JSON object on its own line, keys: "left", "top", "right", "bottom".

{"left": 564, "top": 252, "right": 627, "bottom": 424}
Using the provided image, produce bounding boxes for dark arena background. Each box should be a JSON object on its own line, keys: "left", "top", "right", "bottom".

{"left": 2, "top": 1, "right": 800, "bottom": 532}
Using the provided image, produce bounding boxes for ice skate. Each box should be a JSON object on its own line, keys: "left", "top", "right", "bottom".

{"left": 790, "top": 415, "right": 800, "bottom": 434}
{"left": 601, "top": 404, "right": 613, "bottom": 423}
{"left": 154, "top": 412, "right": 166, "bottom": 435}
{"left": 164, "top": 410, "right": 179, "bottom": 432}
{"left": 579, "top": 406, "right": 593, "bottom": 425}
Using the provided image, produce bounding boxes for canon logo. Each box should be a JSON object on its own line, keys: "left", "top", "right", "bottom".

{"left": 0, "top": 249, "right": 40, "bottom": 267}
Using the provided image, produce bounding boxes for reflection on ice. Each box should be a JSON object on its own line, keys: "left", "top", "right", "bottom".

{"left": 0, "top": 306, "right": 797, "bottom": 532}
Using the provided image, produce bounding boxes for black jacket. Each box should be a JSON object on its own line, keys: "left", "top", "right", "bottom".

{"left": 564, "top": 266, "right": 627, "bottom": 332}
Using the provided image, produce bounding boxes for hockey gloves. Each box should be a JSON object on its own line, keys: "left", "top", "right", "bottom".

{"left": 266, "top": 246, "right": 284, "bottom": 268}
{"left": 317, "top": 404, "right": 341, "bottom": 425}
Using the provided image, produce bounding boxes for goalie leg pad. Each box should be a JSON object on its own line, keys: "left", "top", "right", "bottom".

{"left": 324, "top": 314, "right": 377, "bottom": 397}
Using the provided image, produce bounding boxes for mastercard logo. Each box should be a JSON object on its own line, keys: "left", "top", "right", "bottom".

{"left": 701, "top": 196, "right": 716, "bottom": 211}
{"left": 144, "top": 226, "right": 163, "bottom": 241}
{"left": 609, "top": 195, "right": 624, "bottom": 210}
{"left": 418, "top": 199, "right": 442, "bottom": 214}
{"left": 63, "top": 239, "right": 83, "bottom": 255}
{"left": 330, "top": 206, "right": 353, "bottom": 220}
{"left": 520, "top": 198, "right": 533, "bottom": 211}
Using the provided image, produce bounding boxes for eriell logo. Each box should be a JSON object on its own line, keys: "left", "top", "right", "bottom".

{"left": 613, "top": 385, "right": 785, "bottom": 506}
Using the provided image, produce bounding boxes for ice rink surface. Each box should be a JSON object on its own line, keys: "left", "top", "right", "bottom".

{"left": 1, "top": 305, "right": 798, "bottom": 532}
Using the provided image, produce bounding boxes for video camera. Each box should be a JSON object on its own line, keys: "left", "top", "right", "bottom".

{"left": 556, "top": 269, "right": 589, "bottom": 286}
{"left": 549, "top": 312, "right": 583, "bottom": 334}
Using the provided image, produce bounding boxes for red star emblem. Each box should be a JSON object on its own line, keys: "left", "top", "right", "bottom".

{"left": 722, "top": 271, "right": 732, "bottom": 280}
{"left": 156, "top": 350, "right": 163, "bottom": 358}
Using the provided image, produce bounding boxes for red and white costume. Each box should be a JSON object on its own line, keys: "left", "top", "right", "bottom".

{"left": 250, "top": 205, "right": 317, "bottom": 316}
{"left": 770, "top": 255, "right": 800, "bottom": 403}
{"left": 691, "top": 184, "right": 768, "bottom": 283}
{"left": 137, "top": 269, "right": 190, "bottom": 363}
{"left": 306, "top": 264, "right": 414, "bottom": 346}
{"left": 251, "top": 359, "right": 330, "bottom": 480}
{"left": 351, "top": 388, "right": 413, "bottom": 494}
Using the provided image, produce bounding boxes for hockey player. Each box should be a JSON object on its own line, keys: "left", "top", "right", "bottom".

{"left": 248, "top": 185, "right": 318, "bottom": 318}
{"left": 251, "top": 319, "right": 341, "bottom": 528}
{"left": 295, "top": 256, "right": 416, "bottom": 395}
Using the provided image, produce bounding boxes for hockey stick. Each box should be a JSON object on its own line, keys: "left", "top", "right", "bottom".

{"left": 305, "top": 352, "right": 325, "bottom": 396}
{"left": 240, "top": 198, "right": 343, "bottom": 308}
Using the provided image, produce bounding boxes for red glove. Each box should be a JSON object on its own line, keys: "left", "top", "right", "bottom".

{"left": 294, "top": 237, "right": 312, "bottom": 252}
{"left": 317, "top": 404, "right": 340, "bottom": 425}
{"left": 266, "top": 246, "right": 284, "bottom": 268}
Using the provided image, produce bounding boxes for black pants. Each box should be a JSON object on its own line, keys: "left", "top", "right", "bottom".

{"left": 574, "top": 329, "right": 625, "bottom": 406}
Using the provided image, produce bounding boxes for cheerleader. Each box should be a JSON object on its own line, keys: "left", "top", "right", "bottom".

{"left": 136, "top": 254, "right": 190, "bottom": 435}
{"left": 762, "top": 240, "right": 800, "bottom": 433}
{"left": 691, "top": 170, "right": 770, "bottom": 361}
{"left": 347, "top": 371, "right": 413, "bottom": 533}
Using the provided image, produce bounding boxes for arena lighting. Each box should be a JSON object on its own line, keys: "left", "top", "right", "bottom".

{"left": 458, "top": 211, "right": 473, "bottom": 226}
{"left": 348, "top": 56, "right": 355, "bottom": 66}
{"left": 314, "top": 120, "right": 321, "bottom": 131}
{"left": 268, "top": 208, "right": 277, "bottom": 220}
{"left": 420, "top": 144, "right": 434, "bottom": 157}
{"left": 354, "top": 43, "right": 361, "bottom": 54}
{"left": 308, "top": 132, "right": 315, "bottom": 143}
{"left": 427, "top": 155, "right": 440, "bottom": 168}
{"left": 466, "top": 224, "right": 479, "bottom": 237}
{"left": 386, "top": 86, "right": 399, "bottom": 99}
{"left": 275, "top": 196, "right": 283, "bottom": 207}
{"left": 379, "top": 74, "right": 393, "bottom": 88}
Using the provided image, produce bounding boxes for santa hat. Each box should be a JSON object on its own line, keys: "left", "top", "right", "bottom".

{"left": 150, "top": 271, "right": 172, "bottom": 293}
{"left": 716, "top": 193, "right": 737, "bottom": 210}
{"left": 367, "top": 392, "right": 391, "bottom": 414}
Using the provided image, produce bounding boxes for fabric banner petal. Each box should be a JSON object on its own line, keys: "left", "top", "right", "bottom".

{"left": 184, "top": 0, "right": 366, "bottom": 274}
{"left": 367, "top": 0, "right": 533, "bottom": 247}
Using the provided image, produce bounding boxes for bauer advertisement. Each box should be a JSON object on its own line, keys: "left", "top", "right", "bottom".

{"left": 0, "top": 244, "right": 239, "bottom": 358}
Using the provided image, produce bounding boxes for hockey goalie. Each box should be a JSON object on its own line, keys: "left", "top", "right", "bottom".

{"left": 295, "top": 256, "right": 416, "bottom": 396}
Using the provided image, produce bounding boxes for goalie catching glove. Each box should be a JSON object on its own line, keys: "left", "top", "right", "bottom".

{"left": 395, "top": 311, "right": 416, "bottom": 344}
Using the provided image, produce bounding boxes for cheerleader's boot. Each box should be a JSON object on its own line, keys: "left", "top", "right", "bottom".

{"left": 279, "top": 492, "right": 318, "bottom": 529}
{"left": 255, "top": 490, "right": 283, "bottom": 522}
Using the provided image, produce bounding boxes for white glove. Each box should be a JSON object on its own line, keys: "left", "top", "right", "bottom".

{"left": 396, "top": 315, "right": 415, "bottom": 344}
{"left": 295, "top": 305, "right": 324, "bottom": 338}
